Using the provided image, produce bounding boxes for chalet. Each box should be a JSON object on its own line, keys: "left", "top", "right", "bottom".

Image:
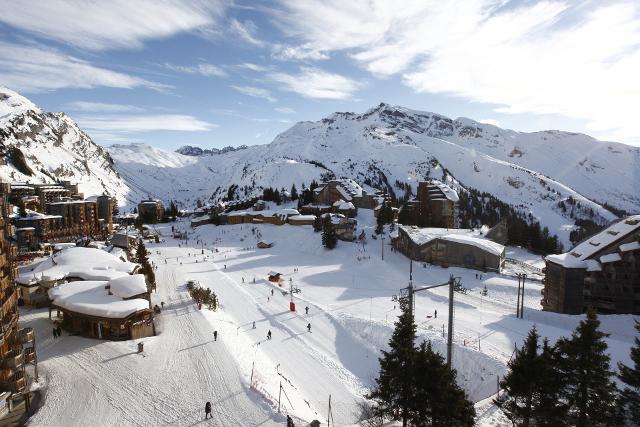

{"left": 16, "top": 246, "right": 140, "bottom": 306}
{"left": 392, "top": 225, "right": 505, "bottom": 272}
{"left": 288, "top": 214, "right": 316, "bottom": 226}
{"left": 314, "top": 179, "right": 363, "bottom": 206}
{"left": 137, "top": 199, "right": 165, "bottom": 223}
{"left": 299, "top": 204, "right": 332, "bottom": 216}
{"left": 398, "top": 180, "right": 459, "bottom": 228}
{"left": 322, "top": 213, "right": 357, "bottom": 241}
{"left": 48, "top": 274, "right": 154, "bottom": 340}
{"left": 543, "top": 215, "right": 640, "bottom": 314}
{"left": 332, "top": 200, "right": 357, "bottom": 218}
{"left": 268, "top": 271, "right": 282, "bottom": 282}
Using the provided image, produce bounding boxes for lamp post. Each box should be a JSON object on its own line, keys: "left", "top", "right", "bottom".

{"left": 381, "top": 235, "right": 385, "bottom": 260}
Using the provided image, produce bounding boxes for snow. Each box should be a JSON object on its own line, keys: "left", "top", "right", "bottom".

{"left": 430, "top": 179, "right": 460, "bottom": 202}
{"left": 547, "top": 215, "right": 640, "bottom": 268}
{"left": 398, "top": 225, "right": 504, "bottom": 258}
{"left": 600, "top": 253, "right": 622, "bottom": 264}
{"left": 24, "top": 215, "right": 639, "bottom": 426}
{"left": 441, "top": 233, "right": 505, "bottom": 257}
{"left": 586, "top": 259, "right": 602, "bottom": 272}
{"left": 289, "top": 214, "right": 316, "bottom": 222}
{"left": 16, "top": 247, "right": 138, "bottom": 285}
{"left": 109, "top": 274, "right": 147, "bottom": 298}
{"left": 620, "top": 241, "right": 640, "bottom": 252}
{"left": 48, "top": 280, "right": 149, "bottom": 319}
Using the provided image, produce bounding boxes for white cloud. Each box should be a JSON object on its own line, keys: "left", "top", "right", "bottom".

{"left": 65, "top": 101, "right": 144, "bottom": 113}
{"left": 269, "top": 67, "right": 361, "bottom": 100}
{"left": 0, "top": 41, "right": 166, "bottom": 92}
{"left": 275, "top": 107, "right": 295, "bottom": 114}
{"left": 78, "top": 114, "right": 217, "bottom": 132}
{"left": 237, "top": 63, "right": 269, "bottom": 72}
{"left": 229, "top": 18, "right": 265, "bottom": 47}
{"left": 231, "top": 85, "right": 277, "bottom": 102}
{"left": 165, "top": 63, "right": 227, "bottom": 77}
{"left": 0, "top": 0, "right": 225, "bottom": 50}
{"left": 479, "top": 119, "right": 500, "bottom": 127}
{"left": 272, "top": 0, "right": 640, "bottom": 143}
{"left": 271, "top": 44, "right": 329, "bottom": 61}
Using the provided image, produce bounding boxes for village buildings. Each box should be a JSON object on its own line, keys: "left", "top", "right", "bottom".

{"left": 392, "top": 225, "right": 505, "bottom": 272}
{"left": 137, "top": 199, "right": 165, "bottom": 224}
{"left": 398, "top": 180, "right": 459, "bottom": 229}
{"left": 48, "top": 274, "right": 154, "bottom": 340}
{"left": 0, "top": 183, "right": 37, "bottom": 409}
{"left": 543, "top": 215, "right": 640, "bottom": 314}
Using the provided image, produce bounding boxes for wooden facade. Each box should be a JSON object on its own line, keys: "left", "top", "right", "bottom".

{"left": 54, "top": 306, "right": 154, "bottom": 340}
{"left": 543, "top": 217, "right": 640, "bottom": 314}
{"left": 399, "top": 180, "right": 459, "bottom": 229}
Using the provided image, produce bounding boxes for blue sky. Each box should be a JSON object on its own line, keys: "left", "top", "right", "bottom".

{"left": 1, "top": 0, "right": 639, "bottom": 150}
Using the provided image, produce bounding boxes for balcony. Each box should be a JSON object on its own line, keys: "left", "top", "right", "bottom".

{"left": 0, "top": 371, "right": 26, "bottom": 393}
{"left": 0, "top": 349, "right": 24, "bottom": 369}
{"left": 23, "top": 347, "right": 35, "bottom": 364}
{"left": 18, "top": 328, "right": 33, "bottom": 344}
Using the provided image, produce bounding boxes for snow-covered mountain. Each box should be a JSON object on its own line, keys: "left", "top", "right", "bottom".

{"left": 0, "top": 87, "right": 137, "bottom": 205}
{"left": 108, "top": 103, "right": 639, "bottom": 245}
{"left": 175, "top": 145, "right": 248, "bottom": 156}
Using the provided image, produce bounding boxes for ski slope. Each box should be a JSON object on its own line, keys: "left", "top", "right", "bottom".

{"left": 24, "top": 209, "right": 639, "bottom": 426}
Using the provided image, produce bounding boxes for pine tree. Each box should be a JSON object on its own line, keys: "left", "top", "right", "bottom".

{"left": 496, "top": 327, "right": 541, "bottom": 426}
{"left": 321, "top": 215, "right": 337, "bottom": 249}
{"left": 367, "top": 296, "right": 416, "bottom": 426}
{"left": 531, "top": 338, "right": 568, "bottom": 426}
{"left": 290, "top": 184, "right": 299, "bottom": 201}
{"left": 135, "top": 240, "right": 148, "bottom": 265}
{"left": 557, "top": 309, "right": 619, "bottom": 426}
{"left": 619, "top": 320, "right": 640, "bottom": 424}
{"left": 413, "top": 341, "right": 475, "bottom": 426}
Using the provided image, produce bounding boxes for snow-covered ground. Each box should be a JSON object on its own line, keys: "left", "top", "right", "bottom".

{"left": 23, "top": 211, "right": 639, "bottom": 426}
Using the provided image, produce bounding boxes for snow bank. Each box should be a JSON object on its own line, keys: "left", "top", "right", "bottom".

{"left": 109, "top": 274, "right": 147, "bottom": 298}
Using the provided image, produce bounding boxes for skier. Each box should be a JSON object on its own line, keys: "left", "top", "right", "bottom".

{"left": 434, "top": 309, "right": 437, "bottom": 318}
{"left": 161, "top": 301, "right": 165, "bottom": 309}
{"left": 307, "top": 323, "right": 311, "bottom": 333}
{"left": 57, "top": 325, "right": 62, "bottom": 337}
{"left": 305, "top": 306, "right": 309, "bottom": 315}
{"left": 214, "top": 330, "right": 218, "bottom": 341}
{"left": 242, "top": 277, "right": 245, "bottom": 283}
{"left": 52, "top": 327, "right": 57, "bottom": 339}
{"left": 271, "top": 289, "right": 274, "bottom": 296}
{"left": 267, "top": 330, "right": 272, "bottom": 340}
{"left": 205, "top": 401, "right": 212, "bottom": 419}
{"left": 252, "top": 321, "right": 256, "bottom": 329}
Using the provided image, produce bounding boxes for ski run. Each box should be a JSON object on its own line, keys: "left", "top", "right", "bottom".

{"left": 20, "top": 209, "right": 638, "bottom": 426}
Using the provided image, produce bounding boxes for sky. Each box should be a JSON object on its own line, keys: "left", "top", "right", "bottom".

{"left": 1, "top": 0, "right": 639, "bottom": 150}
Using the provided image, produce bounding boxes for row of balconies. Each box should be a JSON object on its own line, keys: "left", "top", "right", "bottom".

{"left": 0, "top": 370, "right": 25, "bottom": 393}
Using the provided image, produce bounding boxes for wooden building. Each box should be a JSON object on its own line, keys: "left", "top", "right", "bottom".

{"left": 137, "top": 199, "right": 165, "bottom": 224}
{"left": 398, "top": 180, "right": 459, "bottom": 228}
{"left": 543, "top": 215, "right": 640, "bottom": 314}
{"left": 0, "top": 183, "right": 37, "bottom": 402}
{"left": 48, "top": 275, "right": 154, "bottom": 340}
{"left": 392, "top": 225, "right": 505, "bottom": 272}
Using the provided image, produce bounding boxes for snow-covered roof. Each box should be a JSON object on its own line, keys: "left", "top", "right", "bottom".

{"left": 398, "top": 225, "right": 503, "bottom": 256}
{"left": 48, "top": 280, "right": 149, "bottom": 319}
{"left": 546, "top": 215, "right": 640, "bottom": 268}
{"left": 585, "top": 259, "right": 602, "bottom": 272}
{"left": 430, "top": 180, "right": 459, "bottom": 203}
{"left": 108, "top": 274, "right": 147, "bottom": 298}
{"left": 289, "top": 215, "right": 316, "bottom": 221}
{"left": 600, "top": 253, "right": 621, "bottom": 264}
{"left": 226, "top": 211, "right": 249, "bottom": 217}
{"left": 16, "top": 247, "right": 138, "bottom": 285}
{"left": 280, "top": 208, "right": 300, "bottom": 216}
{"left": 16, "top": 227, "right": 35, "bottom": 231}
{"left": 54, "top": 243, "right": 76, "bottom": 251}
{"left": 338, "top": 201, "right": 355, "bottom": 210}
{"left": 619, "top": 241, "right": 640, "bottom": 252}
{"left": 441, "top": 234, "right": 505, "bottom": 256}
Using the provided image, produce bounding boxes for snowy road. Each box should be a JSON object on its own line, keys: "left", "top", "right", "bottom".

{"left": 23, "top": 251, "right": 283, "bottom": 426}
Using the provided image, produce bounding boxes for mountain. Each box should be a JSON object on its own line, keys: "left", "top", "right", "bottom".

{"left": 108, "top": 103, "right": 639, "bottom": 246}
{"left": 176, "top": 145, "right": 248, "bottom": 156}
{"left": 0, "top": 87, "right": 138, "bottom": 205}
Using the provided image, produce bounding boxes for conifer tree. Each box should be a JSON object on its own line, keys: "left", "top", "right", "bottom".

{"left": 619, "top": 320, "right": 640, "bottom": 423}
{"left": 413, "top": 341, "right": 475, "bottom": 426}
{"left": 368, "top": 296, "right": 416, "bottom": 426}
{"left": 531, "top": 338, "right": 568, "bottom": 426}
{"left": 496, "top": 327, "right": 541, "bottom": 426}
{"left": 321, "top": 215, "right": 337, "bottom": 249}
{"left": 290, "top": 184, "right": 298, "bottom": 201}
{"left": 557, "top": 310, "right": 619, "bottom": 426}
{"left": 136, "top": 240, "right": 148, "bottom": 265}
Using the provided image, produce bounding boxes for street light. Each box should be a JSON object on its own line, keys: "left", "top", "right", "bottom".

{"left": 381, "top": 235, "right": 385, "bottom": 260}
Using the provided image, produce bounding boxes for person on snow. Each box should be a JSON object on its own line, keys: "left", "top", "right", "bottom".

{"left": 434, "top": 309, "right": 437, "bottom": 318}
{"left": 307, "top": 323, "right": 311, "bottom": 333}
{"left": 214, "top": 330, "right": 218, "bottom": 341}
{"left": 242, "top": 277, "right": 245, "bottom": 283}
{"left": 252, "top": 321, "right": 256, "bottom": 329}
{"left": 205, "top": 401, "right": 212, "bottom": 419}
{"left": 52, "top": 327, "right": 57, "bottom": 339}
{"left": 267, "top": 330, "right": 272, "bottom": 340}
{"left": 56, "top": 325, "right": 62, "bottom": 337}
{"left": 286, "top": 415, "right": 295, "bottom": 427}
{"left": 271, "top": 289, "right": 274, "bottom": 296}
{"left": 161, "top": 301, "right": 165, "bottom": 309}
{"left": 305, "top": 306, "right": 309, "bottom": 315}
